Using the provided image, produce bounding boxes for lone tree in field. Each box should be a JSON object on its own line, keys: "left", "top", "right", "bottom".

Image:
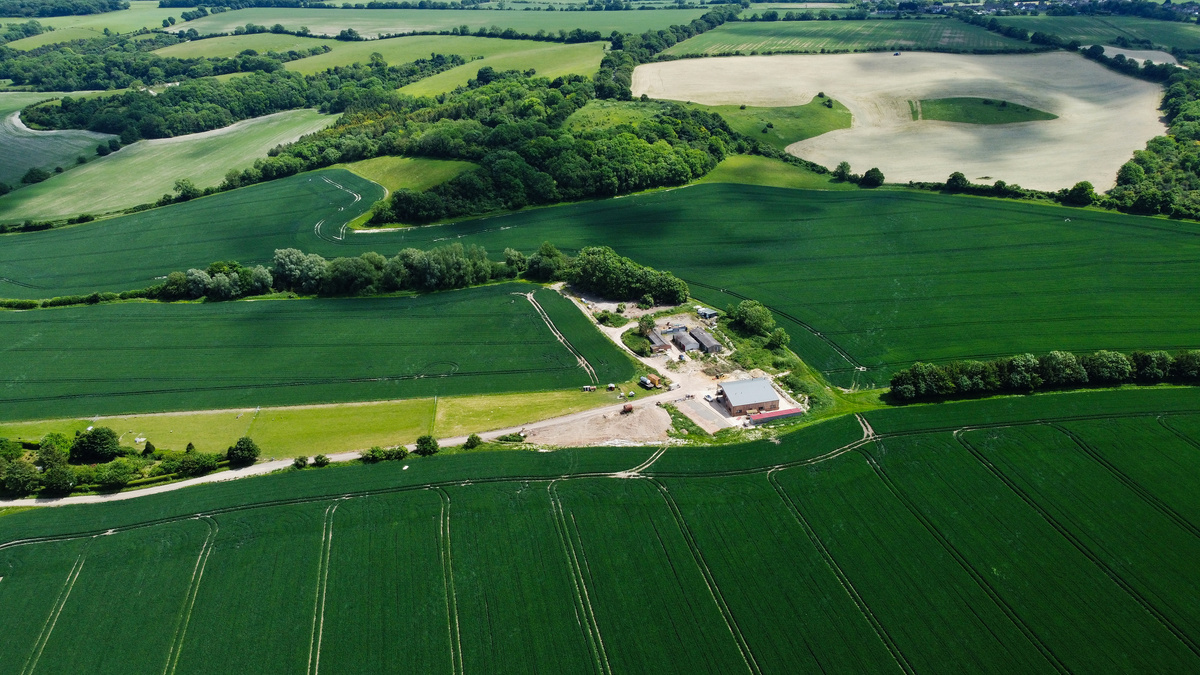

{"left": 860, "top": 167, "right": 885, "bottom": 188}
{"left": 227, "top": 437, "right": 261, "bottom": 466}
{"left": 414, "top": 435, "right": 439, "bottom": 457}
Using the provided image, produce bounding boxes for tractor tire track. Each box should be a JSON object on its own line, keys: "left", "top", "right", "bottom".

{"left": 434, "top": 487, "right": 463, "bottom": 675}
{"left": 163, "top": 516, "right": 218, "bottom": 675}
{"left": 307, "top": 501, "right": 343, "bottom": 675}
{"left": 22, "top": 553, "right": 86, "bottom": 675}
{"left": 547, "top": 480, "right": 610, "bottom": 675}
{"left": 522, "top": 291, "right": 598, "bottom": 384}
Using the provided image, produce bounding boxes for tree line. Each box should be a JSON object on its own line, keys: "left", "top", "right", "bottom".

{"left": 0, "top": 18, "right": 44, "bottom": 46}
{"left": 0, "top": 0, "right": 124, "bottom": 17}
{"left": 890, "top": 349, "right": 1200, "bottom": 402}
{"left": 21, "top": 53, "right": 464, "bottom": 142}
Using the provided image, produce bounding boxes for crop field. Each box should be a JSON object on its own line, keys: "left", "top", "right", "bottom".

{"left": 6, "top": 181, "right": 1200, "bottom": 387}
{"left": 995, "top": 15, "right": 1200, "bottom": 52}
{"left": 184, "top": 7, "right": 710, "bottom": 39}
{"left": 0, "top": 282, "right": 635, "bottom": 421}
{"left": 0, "top": 109, "right": 334, "bottom": 222}
{"left": 662, "top": 18, "right": 1038, "bottom": 56}
{"left": 154, "top": 33, "right": 606, "bottom": 89}
{"left": 0, "top": 93, "right": 116, "bottom": 187}
{"left": 2, "top": 388, "right": 1200, "bottom": 671}
{"left": 6, "top": 1, "right": 178, "bottom": 46}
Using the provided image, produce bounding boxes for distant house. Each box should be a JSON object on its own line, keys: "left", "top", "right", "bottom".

{"left": 697, "top": 307, "right": 718, "bottom": 320}
{"left": 719, "top": 378, "right": 779, "bottom": 416}
{"left": 673, "top": 332, "right": 700, "bottom": 352}
{"left": 646, "top": 330, "right": 669, "bottom": 353}
{"left": 690, "top": 327, "right": 721, "bottom": 354}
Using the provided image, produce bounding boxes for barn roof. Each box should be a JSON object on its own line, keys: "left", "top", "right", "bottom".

{"left": 720, "top": 378, "right": 777, "bottom": 407}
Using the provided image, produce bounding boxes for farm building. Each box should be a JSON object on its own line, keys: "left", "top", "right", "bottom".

{"left": 662, "top": 324, "right": 689, "bottom": 335}
{"left": 647, "top": 331, "right": 670, "bottom": 353}
{"left": 690, "top": 327, "right": 722, "bottom": 353}
{"left": 673, "top": 332, "right": 700, "bottom": 352}
{"left": 697, "top": 307, "right": 719, "bottom": 320}
{"left": 719, "top": 378, "right": 779, "bottom": 416}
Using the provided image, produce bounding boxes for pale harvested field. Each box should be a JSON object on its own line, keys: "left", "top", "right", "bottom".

{"left": 633, "top": 52, "right": 1165, "bottom": 190}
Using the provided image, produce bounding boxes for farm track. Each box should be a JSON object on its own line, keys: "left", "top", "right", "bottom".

{"left": 1048, "top": 423, "right": 1200, "bottom": 540}
{"left": 312, "top": 176, "right": 363, "bottom": 243}
{"left": 523, "top": 292, "right": 598, "bottom": 385}
{"left": 1158, "top": 415, "right": 1200, "bottom": 450}
{"left": 650, "top": 478, "right": 761, "bottom": 675}
{"left": 162, "top": 516, "right": 218, "bottom": 675}
{"left": 857, "top": 440, "right": 1071, "bottom": 674}
{"left": 954, "top": 431, "right": 1200, "bottom": 660}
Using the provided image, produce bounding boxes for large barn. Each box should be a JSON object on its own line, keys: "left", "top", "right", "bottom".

{"left": 718, "top": 378, "right": 779, "bottom": 415}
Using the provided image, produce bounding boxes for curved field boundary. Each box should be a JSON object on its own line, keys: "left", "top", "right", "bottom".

{"left": 523, "top": 291, "right": 598, "bottom": 385}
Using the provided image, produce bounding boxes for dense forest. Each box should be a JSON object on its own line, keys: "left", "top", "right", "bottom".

{"left": 0, "top": 0, "right": 124, "bottom": 17}
{"left": 22, "top": 53, "right": 465, "bottom": 141}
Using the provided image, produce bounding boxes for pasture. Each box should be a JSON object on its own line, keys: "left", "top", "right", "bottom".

{"left": 154, "top": 33, "right": 606, "bottom": 90}
{"left": 662, "top": 17, "right": 1038, "bottom": 56}
{"left": 690, "top": 99, "right": 851, "bottom": 150}
{"left": 696, "top": 154, "right": 857, "bottom": 190}
{"left": 335, "top": 156, "right": 475, "bottom": 195}
{"left": 5, "top": 178, "right": 1200, "bottom": 388}
{"left": 2, "top": 388, "right": 1200, "bottom": 671}
{"left": 0, "top": 92, "right": 115, "bottom": 186}
{"left": 917, "top": 97, "right": 1057, "bottom": 124}
{"left": 0, "top": 283, "right": 635, "bottom": 421}
{"left": 183, "top": 7, "right": 710, "bottom": 39}
{"left": 0, "top": 109, "right": 335, "bottom": 222}
{"left": 634, "top": 52, "right": 1164, "bottom": 191}
{"left": 996, "top": 14, "right": 1200, "bottom": 52}
{"left": 4, "top": 1, "right": 178, "bottom": 47}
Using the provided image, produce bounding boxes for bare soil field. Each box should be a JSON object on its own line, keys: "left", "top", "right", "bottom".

{"left": 633, "top": 52, "right": 1164, "bottom": 190}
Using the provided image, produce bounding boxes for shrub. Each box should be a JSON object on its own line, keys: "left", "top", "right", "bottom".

{"left": 727, "top": 300, "right": 776, "bottom": 336}
{"left": 312, "top": 454, "right": 330, "bottom": 467}
{"left": 413, "top": 435, "right": 439, "bottom": 457}
{"left": 3, "top": 459, "right": 40, "bottom": 495}
{"left": 361, "top": 446, "right": 385, "bottom": 463}
{"left": 859, "top": 167, "right": 885, "bottom": 188}
{"left": 293, "top": 456, "right": 309, "bottom": 469}
{"left": 384, "top": 446, "right": 408, "bottom": 461}
{"left": 69, "top": 427, "right": 121, "bottom": 464}
{"left": 226, "top": 437, "right": 261, "bottom": 465}
{"left": 41, "top": 464, "right": 77, "bottom": 494}
{"left": 0, "top": 438, "right": 23, "bottom": 462}
{"left": 463, "top": 433, "right": 482, "bottom": 449}
{"left": 496, "top": 433, "right": 524, "bottom": 443}
{"left": 95, "top": 459, "right": 139, "bottom": 489}
{"left": 765, "top": 327, "right": 791, "bottom": 350}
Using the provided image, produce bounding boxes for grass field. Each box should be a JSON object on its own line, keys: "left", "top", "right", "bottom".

{"left": 153, "top": 33, "right": 606, "bottom": 90}
{"left": 690, "top": 99, "right": 851, "bottom": 149}
{"left": 184, "top": 7, "right": 710, "bottom": 39}
{"left": 996, "top": 14, "right": 1200, "bottom": 52}
{"left": 335, "top": 156, "right": 475, "bottom": 195}
{"left": 663, "top": 18, "right": 1039, "bottom": 56}
{"left": 6, "top": 180, "right": 1199, "bottom": 387}
{"left": 2, "top": 388, "right": 1200, "bottom": 671}
{"left": 5, "top": 1, "right": 178, "bottom": 47}
{"left": 696, "top": 154, "right": 857, "bottom": 190}
{"left": 0, "top": 92, "right": 115, "bottom": 186}
{"left": 0, "top": 283, "right": 636, "bottom": 421}
{"left": 0, "top": 109, "right": 334, "bottom": 222}
{"left": 919, "top": 97, "right": 1057, "bottom": 124}
{"left": 0, "top": 379, "right": 623, "bottom": 458}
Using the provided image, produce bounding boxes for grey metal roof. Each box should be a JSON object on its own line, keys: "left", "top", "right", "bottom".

{"left": 720, "top": 378, "right": 777, "bottom": 407}
{"left": 673, "top": 333, "right": 700, "bottom": 350}
{"left": 647, "top": 331, "right": 668, "bottom": 347}
{"left": 690, "top": 328, "right": 721, "bottom": 349}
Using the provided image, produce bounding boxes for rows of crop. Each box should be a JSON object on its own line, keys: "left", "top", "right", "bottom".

{"left": 553, "top": 478, "right": 749, "bottom": 673}
{"left": 995, "top": 15, "right": 1200, "bottom": 52}
{"left": 660, "top": 474, "right": 898, "bottom": 673}
{"left": 532, "top": 288, "right": 637, "bottom": 387}
{"left": 0, "top": 284, "right": 595, "bottom": 420}
{"left": 664, "top": 19, "right": 1036, "bottom": 56}
{"left": 868, "top": 432, "right": 1200, "bottom": 672}
{"left": 0, "top": 538, "right": 90, "bottom": 675}
{"left": 772, "top": 453, "right": 1053, "bottom": 673}
{"left": 317, "top": 492, "right": 451, "bottom": 674}
{"left": 959, "top": 424, "right": 1200, "bottom": 653}
{"left": 446, "top": 482, "right": 596, "bottom": 673}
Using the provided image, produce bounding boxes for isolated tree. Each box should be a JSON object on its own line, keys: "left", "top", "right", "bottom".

{"left": 414, "top": 435, "right": 439, "bottom": 457}
{"left": 293, "top": 456, "right": 309, "bottom": 469}
{"left": 227, "top": 437, "right": 261, "bottom": 465}
{"left": 312, "top": 454, "right": 331, "bottom": 467}
{"left": 946, "top": 172, "right": 970, "bottom": 191}
{"left": 463, "top": 434, "right": 482, "bottom": 450}
{"left": 859, "top": 167, "right": 885, "bottom": 188}
{"left": 69, "top": 427, "right": 120, "bottom": 464}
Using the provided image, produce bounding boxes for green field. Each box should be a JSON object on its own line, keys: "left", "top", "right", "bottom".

{"left": 918, "top": 97, "right": 1057, "bottom": 125}
{"left": 153, "top": 33, "right": 606, "bottom": 90}
{"left": 184, "top": 7, "right": 710, "bottom": 39}
{"left": 0, "top": 109, "right": 334, "bottom": 222}
{"left": 5, "top": 179, "right": 1200, "bottom": 387}
{"left": 335, "top": 155, "right": 475, "bottom": 195}
{"left": 696, "top": 154, "right": 856, "bottom": 190}
{"left": 0, "top": 282, "right": 635, "bottom": 421}
{"left": 0, "top": 92, "right": 116, "bottom": 186}
{"left": 996, "top": 14, "right": 1200, "bottom": 52}
{"left": 664, "top": 18, "right": 1039, "bottom": 55}
{"left": 690, "top": 99, "right": 851, "bottom": 149}
{"left": 5, "top": 1, "right": 179, "bottom": 47}
{"left": 2, "top": 388, "right": 1200, "bottom": 671}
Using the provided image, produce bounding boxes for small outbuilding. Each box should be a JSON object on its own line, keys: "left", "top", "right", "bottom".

{"left": 673, "top": 332, "right": 700, "bottom": 352}
{"left": 697, "top": 307, "right": 719, "bottom": 320}
{"left": 690, "top": 327, "right": 722, "bottom": 354}
{"left": 719, "top": 378, "right": 779, "bottom": 416}
{"left": 646, "top": 330, "right": 669, "bottom": 353}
